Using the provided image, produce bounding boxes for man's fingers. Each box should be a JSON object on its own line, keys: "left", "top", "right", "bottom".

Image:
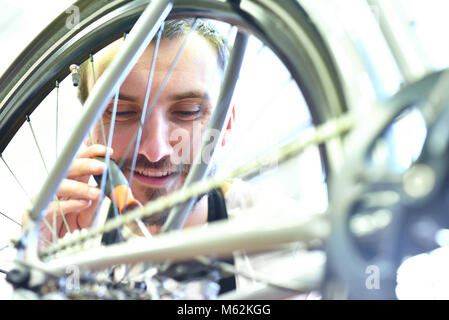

{"left": 43, "top": 199, "right": 88, "bottom": 240}
{"left": 57, "top": 179, "right": 102, "bottom": 201}
{"left": 47, "top": 199, "right": 92, "bottom": 218}
{"left": 66, "top": 158, "right": 107, "bottom": 179}
{"left": 77, "top": 144, "right": 113, "bottom": 159}
{"left": 38, "top": 145, "right": 114, "bottom": 244}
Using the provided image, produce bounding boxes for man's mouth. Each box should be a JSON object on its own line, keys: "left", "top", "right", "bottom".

{"left": 134, "top": 168, "right": 176, "bottom": 177}
{"left": 131, "top": 168, "right": 179, "bottom": 187}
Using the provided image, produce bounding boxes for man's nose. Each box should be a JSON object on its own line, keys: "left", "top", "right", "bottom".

{"left": 139, "top": 112, "right": 173, "bottom": 162}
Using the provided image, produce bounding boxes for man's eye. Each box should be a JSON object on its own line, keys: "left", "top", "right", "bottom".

{"left": 106, "top": 109, "right": 137, "bottom": 116}
{"left": 105, "top": 109, "right": 138, "bottom": 122}
{"left": 176, "top": 111, "right": 200, "bottom": 116}
{"left": 173, "top": 110, "right": 201, "bottom": 120}
{"left": 115, "top": 111, "right": 137, "bottom": 116}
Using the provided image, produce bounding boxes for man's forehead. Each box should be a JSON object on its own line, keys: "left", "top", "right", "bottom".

{"left": 92, "top": 38, "right": 126, "bottom": 78}
{"left": 91, "top": 32, "right": 220, "bottom": 75}
{"left": 90, "top": 35, "right": 223, "bottom": 103}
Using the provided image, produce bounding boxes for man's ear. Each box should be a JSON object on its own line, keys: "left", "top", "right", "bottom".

{"left": 222, "top": 104, "right": 235, "bottom": 147}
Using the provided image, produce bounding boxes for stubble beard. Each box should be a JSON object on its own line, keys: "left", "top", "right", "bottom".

{"left": 120, "top": 155, "right": 191, "bottom": 227}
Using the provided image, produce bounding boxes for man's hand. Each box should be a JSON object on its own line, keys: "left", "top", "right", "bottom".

{"left": 24, "top": 145, "right": 113, "bottom": 245}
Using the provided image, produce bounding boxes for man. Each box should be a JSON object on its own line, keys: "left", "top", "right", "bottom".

{"left": 33, "top": 18, "right": 317, "bottom": 299}
{"left": 42, "top": 18, "right": 233, "bottom": 241}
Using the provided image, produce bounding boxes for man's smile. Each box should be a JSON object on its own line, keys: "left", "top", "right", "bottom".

{"left": 131, "top": 168, "right": 180, "bottom": 188}
{"left": 134, "top": 167, "right": 178, "bottom": 177}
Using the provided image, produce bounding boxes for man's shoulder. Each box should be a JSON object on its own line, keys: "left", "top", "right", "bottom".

{"left": 221, "top": 178, "right": 257, "bottom": 212}
{"left": 222, "top": 178, "right": 311, "bottom": 222}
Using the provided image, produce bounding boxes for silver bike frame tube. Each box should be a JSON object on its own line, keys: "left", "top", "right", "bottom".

{"left": 367, "top": 0, "right": 429, "bottom": 84}
{"left": 22, "top": 0, "right": 173, "bottom": 262}
{"left": 161, "top": 30, "right": 249, "bottom": 232}
{"left": 43, "top": 215, "right": 329, "bottom": 274}
{"left": 218, "top": 268, "right": 323, "bottom": 299}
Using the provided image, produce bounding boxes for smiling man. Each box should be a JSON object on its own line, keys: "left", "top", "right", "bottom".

{"left": 42, "top": 19, "right": 232, "bottom": 241}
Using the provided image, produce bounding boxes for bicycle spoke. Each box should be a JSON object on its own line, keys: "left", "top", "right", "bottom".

{"left": 113, "top": 27, "right": 164, "bottom": 238}
{"left": 53, "top": 195, "right": 72, "bottom": 241}
{"left": 26, "top": 115, "right": 49, "bottom": 174}
{"left": 0, "top": 210, "right": 22, "bottom": 228}
{"left": 162, "top": 29, "right": 249, "bottom": 232}
{"left": 90, "top": 75, "right": 120, "bottom": 228}
{"left": 54, "top": 80, "right": 76, "bottom": 239}
{"left": 55, "top": 80, "right": 60, "bottom": 159}
{"left": 124, "top": 24, "right": 164, "bottom": 197}
{"left": 135, "top": 219, "right": 153, "bottom": 240}
{"left": 26, "top": 114, "right": 72, "bottom": 238}
{"left": 0, "top": 154, "right": 31, "bottom": 200}
{"left": 194, "top": 24, "right": 234, "bottom": 122}
{"left": 43, "top": 213, "right": 57, "bottom": 243}
{"left": 90, "top": 54, "right": 97, "bottom": 83}
{"left": 92, "top": 90, "right": 120, "bottom": 220}
{"left": 90, "top": 53, "right": 108, "bottom": 147}
{"left": 0, "top": 156, "right": 59, "bottom": 245}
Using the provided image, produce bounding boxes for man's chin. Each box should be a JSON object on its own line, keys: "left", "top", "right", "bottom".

{"left": 141, "top": 208, "right": 170, "bottom": 227}
{"left": 126, "top": 221, "right": 162, "bottom": 237}
{"left": 147, "top": 224, "right": 162, "bottom": 235}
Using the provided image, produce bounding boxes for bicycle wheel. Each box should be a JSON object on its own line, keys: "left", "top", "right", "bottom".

{"left": 323, "top": 68, "right": 449, "bottom": 299}
{"left": 0, "top": 0, "right": 347, "bottom": 299}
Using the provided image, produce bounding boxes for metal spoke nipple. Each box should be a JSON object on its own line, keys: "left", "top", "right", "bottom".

{"left": 70, "top": 64, "right": 80, "bottom": 87}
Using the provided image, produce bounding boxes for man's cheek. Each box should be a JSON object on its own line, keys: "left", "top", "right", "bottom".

{"left": 110, "top": 126, "right": 137, "bottom": 151}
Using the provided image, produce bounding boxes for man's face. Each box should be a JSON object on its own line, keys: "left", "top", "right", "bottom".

{"left": 87, "top": 33, "right": 223, "bottom": 227}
